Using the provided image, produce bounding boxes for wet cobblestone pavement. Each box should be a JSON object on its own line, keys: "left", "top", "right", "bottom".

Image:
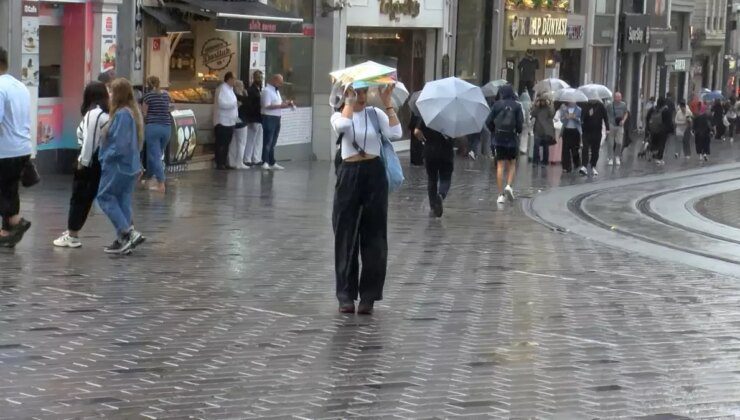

{"left": 3, "top": 139, "right": 740, "bottom": 418}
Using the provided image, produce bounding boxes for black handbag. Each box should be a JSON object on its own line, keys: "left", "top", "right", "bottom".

{"left": 20, "top": 159, "right": 40, "bottom": 188}
{"left": 543, "top": 135, "right": 556, "bottom": 146}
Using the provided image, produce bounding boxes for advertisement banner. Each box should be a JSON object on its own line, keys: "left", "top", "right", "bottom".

{"left": 36, "top": 103, "right": 65, "bottom": 151}
{"left": 168, "top": 110, "right": 197, "bottom": 165}
{"left": 647, "top": 0, "right": 668, "bottom": 28}
{"left": 101, "top": 13, "right": 117, "bottom": 73}
{"left": 621, "top": 14, "right": 650, "bottom": 53}
{"left": 22, "top": 0, "right": 39, "bottom": 154}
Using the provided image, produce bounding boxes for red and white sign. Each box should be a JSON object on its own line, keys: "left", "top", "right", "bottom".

{"left": 153, "top": 38, "right": 161, "bottom": 51}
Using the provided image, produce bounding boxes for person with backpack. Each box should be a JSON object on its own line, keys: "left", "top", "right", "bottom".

{"left": 693, "top": 103, "right": 713, "bottom": 161}
{"left": 53, "top": 82, "right": 110, "bottom": 248}
{"left": 646, "top": 97, "right": 673, "bottom": 165}
{"left": 331, "top": 85, "right": 400, "bottom": 315}
{"left": 485, "top": 85, "right": 523, "bottom": 204}
{"left": 414, "top": 119, "right": 453, "bottom": 217}
{"left": 557, "top": 101, "right": 583, "bottom": 173}
{"left": 579, "top": 99, "right": 609, "bottom": 177}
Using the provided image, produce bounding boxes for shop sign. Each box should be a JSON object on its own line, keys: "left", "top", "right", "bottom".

{"left": 673, "top": 59, "right": 687, "bottom": 71}
{"left": 507, "top": 12, "right": 567, "bottom": 50}
{"left": 215, "top": 17, "right": 303, "bottom": 35}
{"left": 100, "top": 13, "right": 117, "bottom": 73}
{"left": 622, "top": 14, "right": 650, "bottom": 53}
{"left": 168, "top": 110, "right": 197, "bottom": 165}
{"left": 566, "top": 24, "right": 582, "bottom": 41}
{"left": 380, "top": 0, "right": 421, "bottom": 22}
{"left": 22, "top": 1, "right": 38, "bottom": 17}
{"left": 200, "top": 38, "right": 234, "bottom": 72}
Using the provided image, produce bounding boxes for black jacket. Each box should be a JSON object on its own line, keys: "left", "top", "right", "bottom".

{"left": 238, "top": 83, "right": 262, "bottom": 124}
{"left": 581, "top": 102, "right": 609, "bottom": 134}
{"left": 486, "top": 85, "right": 523, "bottom": 148}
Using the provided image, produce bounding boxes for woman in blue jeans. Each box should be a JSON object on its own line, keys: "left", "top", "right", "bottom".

{"left": 142, "top": 76, "right": 171, "bottom": 192}
{"left": 98, "top": 78, "right": 146, "bottom": 255}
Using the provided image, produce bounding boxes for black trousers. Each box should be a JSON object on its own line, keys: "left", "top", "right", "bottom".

{"left": 424, "top": 142, "right": 454, "bottom": 205}
{"left": 560, "top": 128, "right": 581, "bottom": 172}
{"left": 0, "top": 155, "right": 30, "bottom": 230}
{"left": 651, "top": 132, "right": 668, "bottom": 159}
{"left": 696, "top": 133, "right": 711, "bottom": 155}
{"left": 68, "top": 157, "right": 102, "bottom": 232}
{"left": 333, "top": 158, "right": 388, "bottom": 303}
{"left": 581, "top": 130, "right": 601, "bottom": 168}
{"left": 214, "top": 124, "right": 234, "bottom": 168}
{"left": 518, "top": 79, "right": 534, "bottom": 98}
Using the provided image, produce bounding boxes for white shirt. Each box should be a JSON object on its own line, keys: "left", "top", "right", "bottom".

{"left": 213, "top": 82, "right": 238, "bottom": 127}
{"left": 76, "top": 106, "right": 110, "bottom": 166}
{"left": 261, "top": 84, "right": 283, "bottom": 117}
{"left": 331, "top": 107, "right": 402, "bottom": 159}
{"left": 0, "top": 74, "right": 33, "bottom": 158}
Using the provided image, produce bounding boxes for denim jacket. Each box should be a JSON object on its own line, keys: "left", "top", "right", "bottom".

{"left": 99, "top": 108, "right": 141, "bottom": 176}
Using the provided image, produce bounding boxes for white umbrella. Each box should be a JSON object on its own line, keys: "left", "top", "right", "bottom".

{"left": 534, "top": 78, "right": 570, "bottom": 95}
{"left": 417, "top": 77, "right": 490, "bottom": 138}
{"left": 578, "top": 84, "right": 613, "bottom": 101}
{"left": 481, "top": 79, "right": 510, "bottom": 98}
{"left": 330, "top": 60, "right": 396, "bottom": 87}
{"left": 555, "top": 88, "right": 589, "bottom": 103}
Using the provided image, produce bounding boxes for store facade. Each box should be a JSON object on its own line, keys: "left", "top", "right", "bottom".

{"left": 619, "top": 13, "right": 650, "bottom": 129}
{"left": 0, "top": 0, "right": 122, "bottom": 172}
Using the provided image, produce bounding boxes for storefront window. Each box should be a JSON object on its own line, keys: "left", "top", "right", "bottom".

{"left": 266, "top": 36, "right": 313, "bottom": 106}
{"left": 455, "top": 0, "right": 486, "bottom": 85}
{"left": 39, "top": 25, "right": 62, "bottom": 98}
{"left": 267, "top": 0, "right": 314, "bottom": 23}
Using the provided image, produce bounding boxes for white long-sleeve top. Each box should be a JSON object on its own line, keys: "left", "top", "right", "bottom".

{"left": 76, "top": 106, "right": 109, "bottom": 167}
{"left": 213, "top": 82, "right": 238, "bottom": 127}
{"left": 331, "top": 107, "right": 402, "bottom": 160}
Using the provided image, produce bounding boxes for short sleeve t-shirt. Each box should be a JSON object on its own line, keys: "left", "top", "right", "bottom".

{"left": 142, "top": 91, "right": 171, "bottom": 125}
{"left": 0, "top": 74, "right": 33, "bottom": 158}
{"left": 607, "top": 101, "right": 628, "bottom": 125}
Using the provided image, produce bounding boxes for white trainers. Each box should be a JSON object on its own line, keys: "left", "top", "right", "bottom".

{"left": 591, "top": 168, "right": 599, "bottom": 177}
{"left": 578, "top": 166, "right": 588, "bottom": 176}
{"left": 468, "top": 150, "right": 476, "bottom": 160}
{"left": 262, "top": 163, "right": 271, "bottom": 170}
{"left": 615, "top": 157, "right": 621, "bottom": 166}
{"left": 271, "top": 164, "right": 285, "bottom": 170}
{"left": 504, "top": 185, "right": 515, "bottom": 201}
{"left": 607, "top": 159, "right": 613, "bottom": 166}
{"left": 53, "top": 232, "right": 82, "bottom": 248}
{"left": 497, "top": 194, "right": 506, "bottom": 204}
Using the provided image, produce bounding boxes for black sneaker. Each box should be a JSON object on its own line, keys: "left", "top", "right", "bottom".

{"left": 434, "top": 194, "right": 444, "bottom": 217}
{"left": 357, "top": 301, "right": 375, "bottom": 315}
{"left": 104, "top": 235, "right": 133, "bottom": 255}
{"left": 130, "top": 230, "right": 146, "bottom": 248}
{"left": 1, "top": 219, "right": 32, "bottom": 248}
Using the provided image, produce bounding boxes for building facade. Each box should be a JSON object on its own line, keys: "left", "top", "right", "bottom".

{"left": 691, "top": 0, "right": 728, "bottom": 93}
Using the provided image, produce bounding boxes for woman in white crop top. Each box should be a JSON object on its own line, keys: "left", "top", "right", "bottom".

{"left": 330, "top": 85, "right": 401, "bottom": 315}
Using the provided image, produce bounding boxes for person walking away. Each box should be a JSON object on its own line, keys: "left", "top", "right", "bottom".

{"left": 580, "top": 99, "right": 609, "bottom": 176}
{"left": 53, "top": 82, "right": 110, "bottom": 248}
{"left": 646, "top": 97, "right": 673, "bottom": 165}
{"left": 531, "top": 94, "right": 555, "bottom": 166}
{"left": 723, "top": 100, "right": 735, "bottom": 142}
{"left": 415, "top": 119, "right": 454, "bottom": 217}
{"left": 0, "top": 47, "right": 33, "bottom": 247}
{"left": 558, "top": 102, "right": 582, "bottom": 173}
{"left": 261, "top": 74, "right": 294, "bottom": 171}
{"left": 606, "top": 92, "right": 629, "bottom": 166}
{"left": 674, "top": 100, "right": 693, "bottom": 159}
{"left": 711, "top": 99, "right": 725, "bottom": 142}
{"left": 97, "top": 78, "right": 145, "bottom": 254}
{"left": 141, "top": 76, "right": 171, "bottom": 192}
{"left": 466, "top": 131, "right": 480, "bottom": 160}
{"left": 213, "top": 72, "right": 238, "bottom": 170}
{"left": 486, "top": 85, "right": 523, "bottom": 204}
{"left": 228, "top": 80, "right": 249, "bottom": 169}
{"left": 693, "top": 104, "right": 713, "bottom": 161}
{"left": 408, "top": 108, "right": 425, "bottom": 165}
{"left": 241, "top": 70, "right": 263, "bottom": 167}
{"left": 331, "top": 84, "right": 400, "bottom": 315}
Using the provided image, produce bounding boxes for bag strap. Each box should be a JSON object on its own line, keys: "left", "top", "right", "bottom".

{"left": 91, "top": 111, "right": 104, "bottom": 152}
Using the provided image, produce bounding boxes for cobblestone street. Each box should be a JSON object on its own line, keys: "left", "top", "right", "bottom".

{"left": 3, "top": 142, "right": 740, "bottom": 418}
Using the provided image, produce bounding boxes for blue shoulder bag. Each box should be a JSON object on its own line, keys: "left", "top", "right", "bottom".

{"left": 369, "top": 108, "right": 404, "bottom": 192}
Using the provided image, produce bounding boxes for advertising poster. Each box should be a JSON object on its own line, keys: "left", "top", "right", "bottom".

{"left": 132, "top": 0, "right": 144, "bottom": 84}
{"left": 101, "top": 13, "right": 117, "bottom": 73}
{"left": 21, "top": 55, "right": 38, "bottom": 86}
{"left": 22, "top": 0, "right": 40, "bottom": 153}
{"left": 169, "top": 110, "right": 197, "bottom": 164}
{"left": 36, "top": 104, "right": 64, "bottom": 151}
{"left": 648, "top": 0, "right": 668, "bottom": 28}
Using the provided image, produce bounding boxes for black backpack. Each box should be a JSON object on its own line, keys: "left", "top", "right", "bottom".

{"left": 494, "top": 105, "right": 517, "bottom": 134}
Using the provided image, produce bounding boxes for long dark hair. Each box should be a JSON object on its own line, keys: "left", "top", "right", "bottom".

{"left": 80, "top": 81, "right": 110, "bottom": 116}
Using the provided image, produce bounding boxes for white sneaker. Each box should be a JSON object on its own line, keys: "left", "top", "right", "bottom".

{"left": 271, "top": 164, "right": 285, "bottom": 170}
{"left": 262, "top": 163, "right": 271, "bottom": 170}
{"left": 607, "top": 159, "right": 613, "bottom": 166}
{"left": 468, "top": 151, "right": 476, "bottom": 160}
{"left": 53, "top": 232, "right": 82, "bottom": 248}
{"left": 592, "top": 168, "right": 599, "bottom": 176}
{"left": 504, "top": 185, "right": 515, "bottom": 201}
{"left": 578, "top": 166, "right": 588, "bottom": 176}
{"left": 615, "top": 157, "right": 621, "bottom": 166}
{"left": 497, "top": 194, "right": 506, "bottom": 204}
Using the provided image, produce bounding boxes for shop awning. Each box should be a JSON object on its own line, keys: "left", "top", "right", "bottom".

{"left": 180, "top": 0, "right": 303, "bottom": 35}
{"left": 142, "top": 6, "right": 191, "bottom": 34}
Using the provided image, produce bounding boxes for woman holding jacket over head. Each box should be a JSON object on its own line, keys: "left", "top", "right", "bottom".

{"left": 53, "top": 82, "right": 110, "bottom": 248}
{"left": 331, "top": 84, "right": 400, "bottom": 315}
